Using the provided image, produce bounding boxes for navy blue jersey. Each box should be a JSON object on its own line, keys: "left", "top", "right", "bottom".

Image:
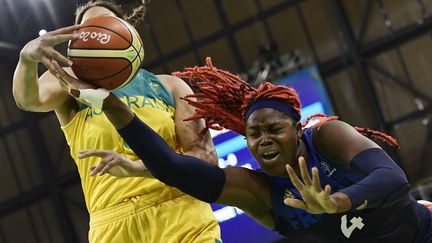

{"left": 263, "top": 128, "right": 431, "bottom": 243}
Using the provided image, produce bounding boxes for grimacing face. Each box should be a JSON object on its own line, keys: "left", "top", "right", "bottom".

{"left": 80, "top": 6, "right": 117, "bottom": 24}
{"left": 246, "top": 108, "right": 301, "bottom": 177}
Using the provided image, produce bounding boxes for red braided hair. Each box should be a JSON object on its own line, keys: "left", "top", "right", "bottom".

{"left": 173, "top": 57, "right": 398, "bottom": 147}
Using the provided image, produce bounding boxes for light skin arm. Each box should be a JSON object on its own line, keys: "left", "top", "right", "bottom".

{"left": 56, "top": 69, "right": 276, "bottom": 229}
{"left": 76, "top": 75, "right": 218, "bottom": 177}
{"left": 158, "top": 75, "right": 218, "bottom": 164}
{"left": 83, "top": 148, "right": 277, "bottom": 228}
{"left": 12, "top": 25, "right": 79, "bottom": 112}
{"left": 78, "top": 149, "right": 154, "bottom": 178}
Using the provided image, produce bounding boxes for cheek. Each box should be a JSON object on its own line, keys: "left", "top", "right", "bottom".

{"left": 277, "top": 134, "right": 297, "bottom": 151}
{"left": 247, "top": 139, "right": 258, "bottom": 156}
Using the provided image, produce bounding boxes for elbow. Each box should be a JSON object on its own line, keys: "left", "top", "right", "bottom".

{"left": 392, "top": 169, "right": 410, "bottom": 195}
{"left": 13, "top": 98, "right": 35, "bottom": 111}
{"left": 382, "top": 173, "right": 410, "bottom": 207}
{"left": 12, "top": 88, "right": 31, "bottom": 111}
{"left": 382, "top": 183, "right": 410, "bottom": 207}
{"left": 13, "top": 96, "right": 28, "bottom": 111}
{"left": 12, "top": 89, "right": 43, "bottom": 112}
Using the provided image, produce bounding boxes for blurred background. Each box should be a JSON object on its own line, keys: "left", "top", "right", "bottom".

{"left": 1, "top": 0, "right": 432, "bottom": 242}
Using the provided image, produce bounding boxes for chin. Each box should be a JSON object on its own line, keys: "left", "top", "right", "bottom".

{"left": 261, "top": 163, "right": 284, "bottom": 177}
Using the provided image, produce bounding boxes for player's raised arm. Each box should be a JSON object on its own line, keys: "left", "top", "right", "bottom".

{"left": 13, "top": 25, "right": 79, "bottom": 112}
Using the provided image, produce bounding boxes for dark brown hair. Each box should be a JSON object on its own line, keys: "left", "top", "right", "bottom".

{"left": 75, "top": 0, "right": 148, "bottom": 27}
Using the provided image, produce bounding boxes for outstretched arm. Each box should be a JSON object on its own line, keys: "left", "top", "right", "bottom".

{"left": 110, "top": 112, "right": 275, "bottom": 227}
{"left": 13, "top": 25, "right": 79, "bottom": 112}
{"left": 284, "top": 121, "right": 409, "bottom": 214}
{"left": 69, "top": 86, "right": 225, "bottom": 202}
{"left": 57, "top": 67, "right": 275, "bottom": 227}
{"left": 314, "top": 120, "right": 410, "bottom": 210}
{"left": 78, "top": 149, "right": 153, "bottom": 178}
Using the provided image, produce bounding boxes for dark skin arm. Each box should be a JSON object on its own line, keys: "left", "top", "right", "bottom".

{"left": 56, "top": 66, "right": 277, "bottom": 230}
{"left": 284, "top": 120, "right": 380, "bottom": 214}
{"left": 313, "top": 120, "right": 380, "bottom": 164}
{"left": 103, "top": 95, "right": 277, "bottom": 227}
{"left": 101, "top": 94, "right": 277, "bottom": 226}
{"left": 218, "top": 167, "right": 275, "bottom": 228}
{"left": 314, "top": 120, "right": 379, "bottom": 211}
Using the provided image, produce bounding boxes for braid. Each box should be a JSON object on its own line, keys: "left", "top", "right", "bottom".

{"left": 354, "top": 127, "right": 399, "bottom": 147}
{"left": 174, "top": 57, "right": 302, "bottom": 135}
{"left": 75, "top": 0, "right": 148, "bottom": 27}
{"left": 302, "top": 113, "right": 339, "bottom": 129}
{"left": 303, "top": 114, "right": 399, "bottom": 147}
{"left": 75, "top": 0, "right": 124, "bottom": 24}
{"left": 124, "top": 0, "right": 149, "bottom": 27}
{"left": 175, "top": 57, "right": 399, "bottom": 147}
{"left": 174, "top": 58, "right": 254, "bottom": 135}
{"left": 254, "top": 83, "right": 302, "bottom": 116}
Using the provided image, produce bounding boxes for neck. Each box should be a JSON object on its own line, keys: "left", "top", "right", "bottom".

{"left": 290, "top": 139, "right": 309, "bottom": 176}
{"left": 278, "top": 139, "right": 309, "bottom": 179}
{"left": 296, "top": 139, "right": 308, "bottom": 161}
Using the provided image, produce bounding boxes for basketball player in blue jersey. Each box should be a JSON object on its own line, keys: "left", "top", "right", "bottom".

{"left": 61, "top": 58, "right": 431, "bottom": 242}
{"left": 12, "top": 1, "right": 221, "bottom": 242}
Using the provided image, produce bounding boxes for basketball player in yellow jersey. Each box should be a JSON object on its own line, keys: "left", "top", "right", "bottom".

{"left": 12, "top": 1, "right": 221, "bottom": 242}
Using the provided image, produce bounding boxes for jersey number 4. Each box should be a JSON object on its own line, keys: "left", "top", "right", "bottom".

{"left": 340, "top": 215, "right": 364, "bottom": 238}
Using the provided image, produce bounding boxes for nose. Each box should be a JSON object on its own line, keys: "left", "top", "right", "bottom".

{"left": 259, "top": 134, "right": 273, "bottom": 147}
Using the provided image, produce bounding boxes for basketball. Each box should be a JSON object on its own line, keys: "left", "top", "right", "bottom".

{"left": 67, "top": 15, "right": 144, "bottom": 90}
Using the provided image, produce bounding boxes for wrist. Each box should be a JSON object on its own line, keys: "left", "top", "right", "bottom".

{"left": 130, "top": 160, "right": 149, "bottom": 177}
{"left": 19, "top": 51, "right": 37, "bottom": 65}
{"left": 330, "top": 192, "right": 352, "bottom": 213}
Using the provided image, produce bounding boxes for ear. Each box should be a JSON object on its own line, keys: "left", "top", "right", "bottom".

{"left": 295, "top": 121, "right": 302, "bottom": 139}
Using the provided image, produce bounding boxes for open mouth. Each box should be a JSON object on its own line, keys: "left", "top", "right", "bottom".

{"left": 261, "top": 151, "right": 280, "bottom": 160}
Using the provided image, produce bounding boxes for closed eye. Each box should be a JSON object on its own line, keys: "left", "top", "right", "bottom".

{"left": 247, "top": 130, "right": 260, "bottom": 138}
{"left": 269, "top": 126, "right": 284, "bottom": 133}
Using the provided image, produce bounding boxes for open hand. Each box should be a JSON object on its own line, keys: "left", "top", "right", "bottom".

{"left": 20, "top": 25, "right": 80, "bottom": 75}
{"left": 50, "top": 58, "right": 96, "bottom": 90}
{"left": 49, "top": 60, "right": 110, "bottom": 109}
{"left": 284, "top": 156, "right": 338, "bottom": 214}
{"left": 79, "top": 149, "right": 149, "bottom": 178}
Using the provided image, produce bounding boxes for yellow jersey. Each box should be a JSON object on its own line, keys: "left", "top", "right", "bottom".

{"left": 61, "top": 69, "right": 182, "bottom": 213}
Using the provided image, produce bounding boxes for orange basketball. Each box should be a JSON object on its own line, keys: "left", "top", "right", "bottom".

{"left": 68, "top": 16, "right": 144, "bottom": 90}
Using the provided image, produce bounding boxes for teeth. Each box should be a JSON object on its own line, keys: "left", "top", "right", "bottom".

{"left": 263, "top": 151, "right": 278, "bottom": 156}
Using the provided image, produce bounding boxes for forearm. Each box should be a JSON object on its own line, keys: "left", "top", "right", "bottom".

{"left": 339, "top": 148, "right": 410, "bottom": 210}
{"left": 12, "top": 58, "right": 41, "bottom": 110}
{"left": 102, "top": 94, "right": 135, "bottom": 129}
{"left": 330, "top": 192, "right": 352, "bottom": 213}
{"left": 130, "top": 160, "right": 156, "bottom": 178}
{"left": 99, "top": 93, "right": 225, "bottom": 202}
{"left": 117, "top": 116, "right": 225, "bottom": 203}
{"left": 183, "top": 145, "right": 218, "bottom": 165}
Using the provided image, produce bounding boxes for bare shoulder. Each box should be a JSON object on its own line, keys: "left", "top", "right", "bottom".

{"left": 155, "top": 74, "right": 190, "bottom": 94}
{"left": 312, "top": 120, "right": 378, "bottom": 163}
{"left": 314, "top": 120, "right": 353, "bottom": 138}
